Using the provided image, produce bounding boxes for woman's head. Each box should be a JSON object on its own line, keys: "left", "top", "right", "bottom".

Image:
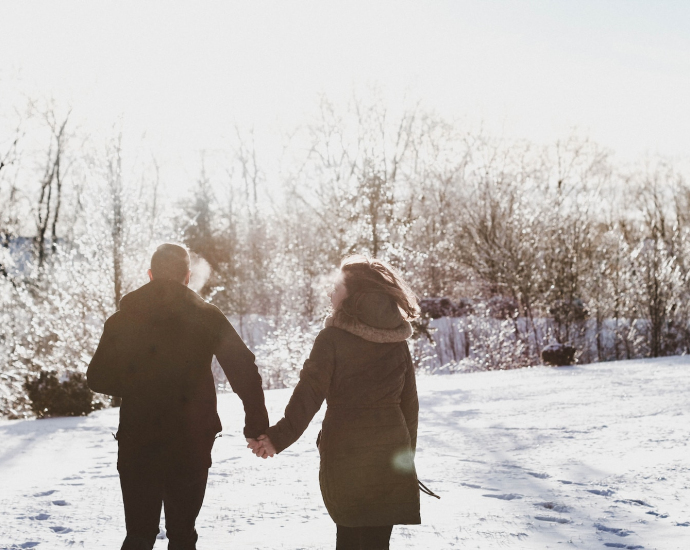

{"left": 331, "top": 255, "right": 419, "bottom": 320}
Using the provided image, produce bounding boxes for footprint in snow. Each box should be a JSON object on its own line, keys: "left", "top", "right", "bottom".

{"left": 675, "top": 521, "right": 690, "bottom": 527}
{"left": 460, "top": 483, "right": 481, "bottom": 489}
{"left": 33, "top": 490, "right": 57, "bottom": 497}
{"left": 461, "top": 483, "right": 498, "bottom": 491}
{"left": 646, "top": 511, "right": 668, "bottom": 518}
{"left": 449, "top": 409, "right": 478, "bottom": 418}
{"left": 51, "top": 500, "right": 69, "bottom": 506}
{"left": 603, "top": 544, "right": 644, "bottom": 549}
{"left": 536, "top": 502, "right": 570, "bottom": 513}
{"left": 49, "top": 526, "right": 73, "bottom": 534}
{"left": 14, "top": 543, "right": 40, "bottom": 549}
{"left": 594, "top": 523, "right": 633, "bottom": 537}
{"left": 587, "top": 489, "right": 615, "bottom": 497}
{"left": 483, "top": 493, "right": 522, "bottom": 500}
{"left": 534, "top": 515, "right": 571, "bottom": 524}
{"left": 29, "top": 513, "right": 50, "bottom": 521}
{"left": 615, "top": 499, "right": 651, "bottom": 507}
{"left": 526, "top": 471, "right": 550, "bottom": 479}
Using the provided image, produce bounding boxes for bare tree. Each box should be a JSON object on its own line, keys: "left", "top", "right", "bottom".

{"left": 34, "top": 108, "right": 71, "bottom": 267}
{"left": 0, "top": 115, "right": 25, "bottom": 275}
{"left": 234, "top": 126, "right": 261, "bottom": 219}
{"left": 106, "top": 132, "right": 125, "bottom": 308}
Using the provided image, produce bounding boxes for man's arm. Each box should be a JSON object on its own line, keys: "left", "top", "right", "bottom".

{"left": 87, "top": 314, "right": 125, "bottom": 397}
{"left": 214, "top": 316, "right": 269, "bottom": 439}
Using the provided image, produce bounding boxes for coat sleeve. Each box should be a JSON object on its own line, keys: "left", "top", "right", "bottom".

{"left": 87, "top": 314, "right": 125, "bottom": 397}
{"left": 214, "top": 314, "right": 269, "bottom": 439}
{"left": 265, "top": 329, "right": 335, "bottom": 454}
{"left": 399, "top": 344, "right": 419, "bottom": 452}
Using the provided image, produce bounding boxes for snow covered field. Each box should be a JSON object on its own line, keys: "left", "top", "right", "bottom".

{"left": 1, "top": 356, "right": 689, "bottom": 549}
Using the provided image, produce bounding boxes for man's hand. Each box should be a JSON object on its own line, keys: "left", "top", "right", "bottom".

{"left": 245, "top": 438, "right": 264, "bottom": 458}
{"left": 256, "top": 434, "right": 276, "bottom": 458}
{"left": 246, "top": 435, "right": 276, "bottom": 459}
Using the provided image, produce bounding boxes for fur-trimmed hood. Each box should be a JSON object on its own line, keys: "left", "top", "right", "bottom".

{"left": 324, "top": 292, "right": 412, "bottom": 343}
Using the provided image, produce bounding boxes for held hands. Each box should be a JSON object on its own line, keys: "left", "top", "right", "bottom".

{"left": 246, "top": 434, "right": 276, "bottom": 459}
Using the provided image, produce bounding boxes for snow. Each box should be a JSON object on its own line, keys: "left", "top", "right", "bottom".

{"left": 1, "top": 356, "right": 689, "bottom": 549}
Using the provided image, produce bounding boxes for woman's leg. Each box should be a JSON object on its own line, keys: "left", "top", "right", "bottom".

{"left": 360, "top": 525, "right": 393, "bottom": 550}
{"left": 336, "top": 525, "right": 393, "bottom": 550}
{"left": 336, "top": 524, "right": 361, "bottom": 549}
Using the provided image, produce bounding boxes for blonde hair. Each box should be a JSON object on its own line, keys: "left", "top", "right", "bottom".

{"left": 340, "top": 255, "right": 419, "bottom": 320}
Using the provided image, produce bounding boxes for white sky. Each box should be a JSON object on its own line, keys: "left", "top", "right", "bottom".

{"left": 1, "top": 0, "right": 689, "bottom": 180}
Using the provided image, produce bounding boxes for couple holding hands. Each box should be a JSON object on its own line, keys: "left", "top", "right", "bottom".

{"left": 89, "top": 243, "right": 421, "bottom": 550}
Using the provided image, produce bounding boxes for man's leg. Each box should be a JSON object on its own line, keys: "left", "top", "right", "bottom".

{"left": 163, "top": 468, "right": 209, "bottom": 550}
{"left": 118, "top": 463, "right": 165, "bottom": 550}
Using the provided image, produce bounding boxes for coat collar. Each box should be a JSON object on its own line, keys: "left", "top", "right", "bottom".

{"left": 325, "top": 309, "right": 412, "bottom": 343}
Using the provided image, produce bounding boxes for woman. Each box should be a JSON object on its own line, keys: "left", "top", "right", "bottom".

{"left": 249, "top": 255, "right": 421, "bottom": 550}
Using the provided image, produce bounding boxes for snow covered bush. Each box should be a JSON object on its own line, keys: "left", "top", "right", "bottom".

{"left": 0, "top": 238, "right": 116, "bottom": 417}
{"left": 254, "top": 316, "right": 322, "bottom": 389}
{"left": 462, "top": 307, "right": 532, "bottom": 371}
{"left": 549, "top": 299, "right": 588, "bottom": 325}
{"left": 24, "top": 370, "right": 103, "bottom": 418}
{"left": 410, "top": 304, "right": 536, "bottom": 373}
{"left": 486, "top": 296, "right": 520, "bottom": 320}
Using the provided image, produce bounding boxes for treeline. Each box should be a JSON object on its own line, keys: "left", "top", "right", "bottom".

{"left": 1, "top": 96, "right": 689, "bottom": 416}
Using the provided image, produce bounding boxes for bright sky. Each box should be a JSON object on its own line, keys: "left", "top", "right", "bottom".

{"left": 1, "top": 0, "right": 689, "bottom": 181}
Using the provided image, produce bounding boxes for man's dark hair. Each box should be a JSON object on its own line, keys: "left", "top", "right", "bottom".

{"left": 150, "top": 243, "right": 190, "bottom": 282}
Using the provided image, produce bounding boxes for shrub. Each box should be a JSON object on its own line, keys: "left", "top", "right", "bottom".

{"left": 24, "top": 371, "right": 104, "bottom": 418}
{"left": 542, "top": 343, "right": 576, "bottom": 366}
{"left": 549, "top": 299, "right": 588, "bottom": 324}
{"left": 464, "top": 308, "right": 531, "bottom": 370}
{"left": 419, "top": 297, "right": 473, "bottom": 319}
{"left": 486, "top": 295, "right": 520, "bottom": 320}
{"left": 254, "top": 317, "right": 321, "bottom": 389}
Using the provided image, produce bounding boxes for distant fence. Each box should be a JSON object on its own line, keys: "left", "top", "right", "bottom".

{"left": 410, "top": 316, "right": 680, "bottom": 373}
{"left": 213, "top": 314, "right": 685, "bottom": 389}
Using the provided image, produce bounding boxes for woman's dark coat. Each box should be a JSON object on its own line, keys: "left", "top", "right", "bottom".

{"left": 266, "top": 293, "right": 420, "bottom": 527}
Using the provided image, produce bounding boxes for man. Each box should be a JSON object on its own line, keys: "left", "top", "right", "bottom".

{"left": 88, "top": 243, "right": 269, "bottom": 550}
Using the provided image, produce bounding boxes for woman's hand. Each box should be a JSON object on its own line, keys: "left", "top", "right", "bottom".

{"left": 246, "top": 434, "right": 276, "bottom": 459}
{"left": 255, "top": 434, "right": 276, "bottom": 458}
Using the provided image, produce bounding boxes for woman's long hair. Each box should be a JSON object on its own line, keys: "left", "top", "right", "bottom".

{"left": 339, "top": 255, "right": 420, "bottom": 321}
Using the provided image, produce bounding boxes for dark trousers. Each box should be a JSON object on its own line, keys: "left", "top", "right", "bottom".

{"left": 118, "top": 456, "right": 208, "bottom": 550}
{"left": 336, "top": 525, "right": 394, "bottom": 550}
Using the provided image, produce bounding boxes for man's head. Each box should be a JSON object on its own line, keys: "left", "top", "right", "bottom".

{"left": 148, "top": 243, "right": 191, "bottom": 285}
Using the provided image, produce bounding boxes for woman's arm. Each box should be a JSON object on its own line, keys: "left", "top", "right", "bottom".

{"left": 399, "top": 344, "right": 419, "bottom": 452}
{"left": 264, "top": 329, "right": 336, "bottom": 454}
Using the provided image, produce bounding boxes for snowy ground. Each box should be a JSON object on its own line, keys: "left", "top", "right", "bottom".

{"left": 1, "top": 356, "right": 689, "bottom": 549}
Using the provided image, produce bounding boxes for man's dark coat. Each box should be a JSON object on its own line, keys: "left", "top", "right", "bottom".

{"left": 266, "top": 293, "right": 421, "bottom": 527}
{"left": 87, "top": 279, "right": 268, "bottom": 470}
